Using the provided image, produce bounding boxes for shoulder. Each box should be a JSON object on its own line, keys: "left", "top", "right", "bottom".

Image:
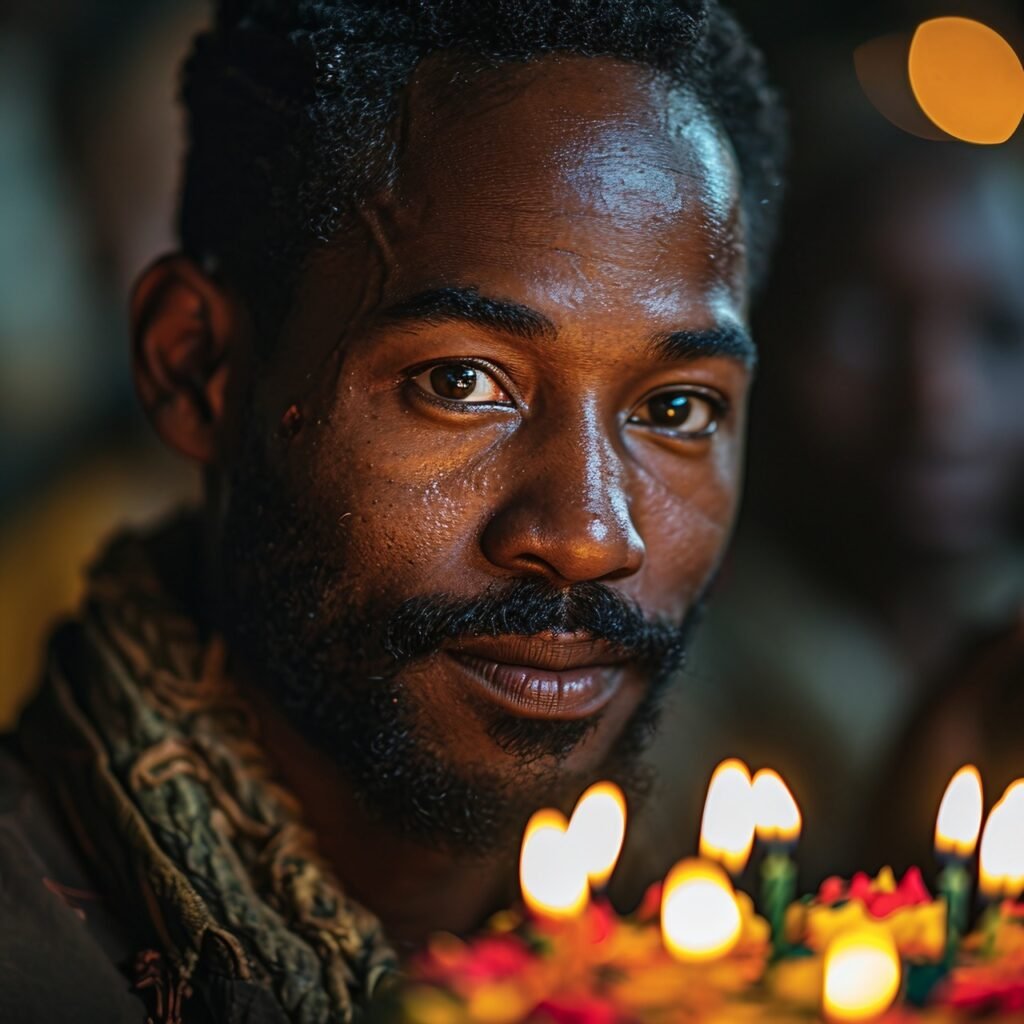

{"left": 0, "top": 739, "right": 148, "bottom": 1024}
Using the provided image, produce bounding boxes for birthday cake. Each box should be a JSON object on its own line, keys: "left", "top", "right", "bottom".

{"left": 373, "top": 766, "right": 1024, "bottom": 1023}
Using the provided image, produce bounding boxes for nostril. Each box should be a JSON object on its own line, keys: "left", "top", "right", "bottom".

{"left": 514, "top": 552, "right": 554, "bottom": 574}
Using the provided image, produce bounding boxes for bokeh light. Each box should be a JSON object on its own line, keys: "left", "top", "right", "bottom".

{"left": 908, "top": 17, "right": 1024, "bottom": 144}
{"left": 661, "top": 858, "right": 743, "bottom": 963}
{"left": 823, "top": 926, "right": 902, "bottom": 1021}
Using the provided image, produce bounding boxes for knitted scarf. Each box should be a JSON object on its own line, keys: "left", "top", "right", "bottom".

{"left": 21, "top": 517, "right": 397, "bottom": 1023}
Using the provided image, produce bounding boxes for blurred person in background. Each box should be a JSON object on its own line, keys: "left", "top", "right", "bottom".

{"left": 639, "top": 54, "right": 1024, "bottom": 886}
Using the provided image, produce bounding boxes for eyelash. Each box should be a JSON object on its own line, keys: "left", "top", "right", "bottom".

{"left": 401, "top": 358, "right": 515, "bottom": 411}
{"left": 629, "top": 386, "right": 730, "bottom": 439}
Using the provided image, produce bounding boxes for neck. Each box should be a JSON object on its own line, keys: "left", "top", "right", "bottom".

{"left": 246, "top": 684, "right": 513, "bottom": 953}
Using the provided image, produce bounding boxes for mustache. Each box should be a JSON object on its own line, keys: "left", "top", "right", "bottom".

{"left": 380, "top": 577, "right": 688, "bottom": 668}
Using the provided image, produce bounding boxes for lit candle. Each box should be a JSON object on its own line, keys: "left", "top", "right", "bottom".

{"left": 661, "top": 858, "right": 742, "bottom": 962}
{"left": 567, "top": 781, "right": 627, "bottom": 890}
{"left": 519, "top": 808, "right": 589, "bottom": 920}
{"left": 1002, "top": 779, "right": 1024, "bottom": 813}
{"left": 699, "top": 758, "right": 756, "bottom": 877}
{"left": 977, "top": 781, "right": 1024, "bottom": 952}
{"left": 934, "top": 765, "right": 983, "bottom": 954}
{"left": 979, "top": 783, "right": 1024, "bottom": 899}
{"left": 753, "top": 768, "right": 801, "bottom": 954}
{"left": 822, "top": 926, "right": 902, "bottom": 1021}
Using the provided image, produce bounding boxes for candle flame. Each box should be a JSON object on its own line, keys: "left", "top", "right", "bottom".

{"left": 1002, "top": 779, "right": 1024, "bottom": 811}
{"left": 935, "top": 765, "right": 984, "bottom": 858}
{"left": 979, "top": 781, "right": 1024, "bottom": 900}
{"left": 752, "top": 768, "right": 802, "bottom": 845}
{"left": 661, "top": 858, "right": 742, "bottom": 962}
{"left": 519, "top": 808, "right": 588, "bottom": 919}
{"left": 823, "top": 926, "right": 902, "bottom": 1021}
{"left": 699, "top": 758, "right": 756, "bottom": 875}
{"left": 567, "top": 781, "right": 627, "bottom": 888}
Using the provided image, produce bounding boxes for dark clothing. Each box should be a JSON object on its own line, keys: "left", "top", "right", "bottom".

{"left": 0, "top": 740, "right": 148, "bottom": 1023}
{"left": 0, "top": 738, "right": 301, "bottom": 1023}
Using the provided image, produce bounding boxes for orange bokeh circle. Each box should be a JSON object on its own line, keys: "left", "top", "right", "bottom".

{"left": 909, "top": 16, "right": 1024, "bottom": 144}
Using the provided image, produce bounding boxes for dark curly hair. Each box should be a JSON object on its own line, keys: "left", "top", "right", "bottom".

{"left": 180, "top": 0, "right": 785, "bottom": 342}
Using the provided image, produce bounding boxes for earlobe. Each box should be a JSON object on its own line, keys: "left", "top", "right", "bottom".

{"left": 130, "top": 255, "right": 245, "bottom": 465}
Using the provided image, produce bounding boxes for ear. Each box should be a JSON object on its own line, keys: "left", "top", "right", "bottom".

{"left": 130, "top": 255, "right": 247, "bottom": 464}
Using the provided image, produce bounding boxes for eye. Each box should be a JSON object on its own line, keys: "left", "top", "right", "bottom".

{"left": 629, "top": 388, "right": 724, "bottom": 438}
{"left": 410, "top": 361, "right": 510, "bottom": 404}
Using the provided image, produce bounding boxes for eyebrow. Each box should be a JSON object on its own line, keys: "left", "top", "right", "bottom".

{"left": 380, "top": 287, "right": 557, "bottom": 342}
{"left": 380, "top": 285, "right": 756, "bottom": 367}
{"left": 652, "top": 325, "right": 758, "bottom": 368}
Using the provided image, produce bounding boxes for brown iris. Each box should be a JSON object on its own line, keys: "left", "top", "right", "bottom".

{"left": 430, "top": 363, "right": 478, "bottom": 399}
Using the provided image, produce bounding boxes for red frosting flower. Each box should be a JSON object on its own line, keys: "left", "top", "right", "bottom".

{"left": 415, "top": 932, "right": 535, "bottom": 986}
{"left": 817, "top": 866, "right": 932, "bottom": 918}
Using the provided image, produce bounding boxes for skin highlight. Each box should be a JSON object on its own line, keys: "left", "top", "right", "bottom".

{"left": 133, "top": 55, "right": 753, "bottom": 947}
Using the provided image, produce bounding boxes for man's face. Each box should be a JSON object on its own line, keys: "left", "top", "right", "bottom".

{"left": 223, "top": 56, "right": 751, "bottom": 850}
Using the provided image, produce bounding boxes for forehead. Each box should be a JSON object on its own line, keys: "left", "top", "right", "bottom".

{"left": 377, "top": 54, "right": 746, "bottom": 323}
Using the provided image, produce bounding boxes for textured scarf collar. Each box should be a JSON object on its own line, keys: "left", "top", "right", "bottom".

{"left": 21, "top": 516, "right": 397, "bottom": 1023}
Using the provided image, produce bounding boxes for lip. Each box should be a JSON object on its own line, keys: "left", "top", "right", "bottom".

{"left": 445, "top": 633, "right": 629, "bottom": 720}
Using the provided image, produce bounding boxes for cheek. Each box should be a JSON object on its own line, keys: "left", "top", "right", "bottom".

{"left": 296, "top": 402, "right": 511, "bottom": 595}
{"left": 630, "top": 437, "right": 744, "bottom": 612}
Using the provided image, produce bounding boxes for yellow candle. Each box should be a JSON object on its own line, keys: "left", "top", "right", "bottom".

{"left": 699, "top": 758, "right": 756, "bottom": 876}
{"left": 661, "top": 858, "right": 742, "bottom": 962}
{"left": 567, "top": 781, "right": 627, "bottom": 888}
{"left": 935, "top": 765, "right": 984, "bottom": 859}
{"left": 823, "top": 926, "right": 901, "bottom": 1021}
{"left": 519, "top": 808, "right": 588, "bottom": 919}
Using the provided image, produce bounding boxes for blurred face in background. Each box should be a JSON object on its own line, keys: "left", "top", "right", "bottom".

{"left": 759, "top": 154, "right": 1024, "bottom": 560}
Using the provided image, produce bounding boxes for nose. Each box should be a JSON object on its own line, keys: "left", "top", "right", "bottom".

{"left": 480, "top": 408, "right": 645, "bottom": 585}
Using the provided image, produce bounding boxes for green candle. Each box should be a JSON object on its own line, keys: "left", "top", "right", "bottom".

{"left": 937, "top": 860, "right": 971, "bottom": 959}
{"left": 751, "top": 769, "right": 802, "bottom": 956}
{"left": 761, "top": 848, "right": 797, "bottom": 953}
{"left": 934, "top": 765, "right": 984, "bottom": 959}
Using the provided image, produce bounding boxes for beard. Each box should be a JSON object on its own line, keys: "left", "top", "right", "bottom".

{"left": 221, "top": 431, "right": 705, "bottom": 856}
